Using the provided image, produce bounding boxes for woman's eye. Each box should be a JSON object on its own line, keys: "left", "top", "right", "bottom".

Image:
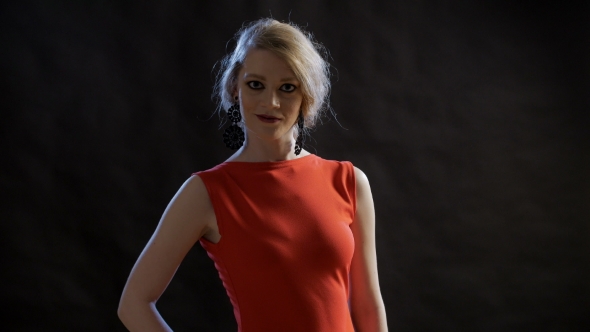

{"left": 280, "top": 84, "right": 296, "bottom": 92}
{"left": 247, "top": 81, "right": 263, "bottom": 89}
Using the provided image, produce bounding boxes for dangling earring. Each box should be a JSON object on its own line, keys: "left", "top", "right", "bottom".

{"left": 294, "top": 112, "right": 305, "bottom": 156}
{"left": 222, "top": 100, "right": 245, "bottom": 150}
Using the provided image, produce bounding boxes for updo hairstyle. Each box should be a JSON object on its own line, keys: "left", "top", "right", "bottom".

{"left": 214, "top": 18, "right": 331, "bottom": 129}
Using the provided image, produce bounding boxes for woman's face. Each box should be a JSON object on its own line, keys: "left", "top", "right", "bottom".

{"left": 235, "top": 48, "right": 303, "bottom": 144}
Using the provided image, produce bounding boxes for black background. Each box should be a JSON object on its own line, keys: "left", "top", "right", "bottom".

{"left": 2, "top": 1, "right": 588, "bottom": 331}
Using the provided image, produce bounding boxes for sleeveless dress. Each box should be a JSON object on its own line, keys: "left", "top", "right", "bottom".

{"left": 195, "top": 154, "right": 356, "bottom": 331}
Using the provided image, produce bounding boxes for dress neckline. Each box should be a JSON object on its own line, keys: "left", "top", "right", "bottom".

{"left": 220, "top": 153, "right": 316, "bottom": 169}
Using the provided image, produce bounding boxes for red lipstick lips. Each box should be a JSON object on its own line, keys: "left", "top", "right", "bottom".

{"left": 256, "top": 114, "right": 280, "bottom": 123}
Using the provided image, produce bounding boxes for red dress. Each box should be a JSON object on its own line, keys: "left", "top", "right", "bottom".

{"left": 195, "top": 154, "right": 356, "bottom": 331}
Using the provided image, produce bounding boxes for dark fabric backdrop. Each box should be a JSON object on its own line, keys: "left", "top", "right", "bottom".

{"left": 1, "top": 1, "right": 588, "bottom": 331}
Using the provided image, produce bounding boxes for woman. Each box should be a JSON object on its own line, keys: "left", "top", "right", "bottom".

{"left": 118, "top": 18, "right": 388, "bottom": 331}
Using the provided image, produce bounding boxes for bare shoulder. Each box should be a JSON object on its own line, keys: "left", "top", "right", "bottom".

{"left": 142, "top": 174, "right": 217, "bottom": 248}
{"left": 175, "top": 174, "right": 216, "bottom": 209}
{"left": 179, "top": 174, "right": 210, "bottom": 201}
{"left": 167, "top": 174, "right": 215, "bottom": 231}
{"left": 353, "top": 166, "right": 372, "bottom": 195}
{"left": 167, "top": 175, "right": 211, "bottom": 216}
{"left": 351, "top": 166, "right": 375, "bottom": 225}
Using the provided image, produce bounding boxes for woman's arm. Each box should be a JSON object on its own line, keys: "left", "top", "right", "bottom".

{"left": 349, "top": 167, "right": 388, "bottom": 332}
{"left": 118, "top": 175, "right": 216, "bottom": 331}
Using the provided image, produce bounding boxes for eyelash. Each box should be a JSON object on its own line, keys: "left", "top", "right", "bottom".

{"left": 247, "top": 81, "right": 296, "bottom": 92}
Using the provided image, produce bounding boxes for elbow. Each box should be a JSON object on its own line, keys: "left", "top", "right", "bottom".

{"left": 117, "top": 295, "right": 160, "bottom": 330}
{"left": 118, "top": 294, "right": 139, "bottom": 326}
{"left": 117, "top": 297, "right": 130, "bottom": 324}
{"left": 351, "top": 301, "right": 388, "bottom": 332}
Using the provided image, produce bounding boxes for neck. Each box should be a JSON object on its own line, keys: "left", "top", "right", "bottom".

{"left": 227, "top": 129, "right": 305, "bottom": 162}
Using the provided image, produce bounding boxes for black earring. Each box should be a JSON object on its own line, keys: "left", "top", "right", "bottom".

{"left": 294, "top": 113, "right": 305, "bottom": 156}
{"left": 223, "top": 102, "right": 245, "bottom": 150}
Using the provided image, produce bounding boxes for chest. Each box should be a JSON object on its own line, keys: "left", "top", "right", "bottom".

{"left": 219, "top": 177, "right": 355, "bottom": 272}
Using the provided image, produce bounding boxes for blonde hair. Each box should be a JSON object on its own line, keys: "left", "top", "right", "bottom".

{"left": 214, "top": 18, "right": 331, "bottom": 129}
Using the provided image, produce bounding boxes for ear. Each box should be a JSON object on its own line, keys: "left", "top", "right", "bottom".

{"left": 231, "top": 86, "right": 238, "bottom": 102}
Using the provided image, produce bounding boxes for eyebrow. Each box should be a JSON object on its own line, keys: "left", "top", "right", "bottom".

{"left": 243, "top": 73, "right": 298, "bottom": 82}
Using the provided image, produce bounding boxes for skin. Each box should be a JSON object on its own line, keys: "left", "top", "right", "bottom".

{"left": 118, "top": 48, "right": 388, "bottom": 331}
{"left": 228, "top": 48, "right": 308, "bottom": 162}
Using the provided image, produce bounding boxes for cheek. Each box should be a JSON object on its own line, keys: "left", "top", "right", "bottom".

{"left": 289, "top": 101, "right": 303, "bottom": 118}
{"left": 284, "top": 94, "right": 303, "bottom": 109}
{"left": 239, "top": 95, "right": 258, "bottom": 113}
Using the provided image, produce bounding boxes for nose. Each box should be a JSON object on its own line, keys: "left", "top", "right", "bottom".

{"left": 263, "top": 90, "right": 280, "bottom": 109}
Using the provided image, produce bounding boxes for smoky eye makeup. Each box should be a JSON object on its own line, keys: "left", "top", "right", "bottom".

{"left": 280, "top": 84, "right": 297, "bottom": 92}
{"left": 247, "top": 81, "right": 264, "bottom": 89}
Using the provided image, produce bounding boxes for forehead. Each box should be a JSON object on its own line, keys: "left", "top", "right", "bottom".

{"left": 239, "top": 48, "right": 296, "bottom": 79}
